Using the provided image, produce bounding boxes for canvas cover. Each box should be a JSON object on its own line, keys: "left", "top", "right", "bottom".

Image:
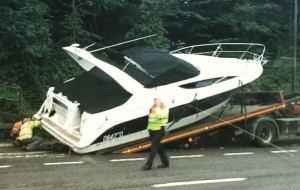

{"left": 121, "top": 47, "right": 200, "bottom": 87}
{"left": 54, "top": 47, "right": 200, "bottom": 113}
{"left": 53, "top": 67, "right": 132, "bottom": 114}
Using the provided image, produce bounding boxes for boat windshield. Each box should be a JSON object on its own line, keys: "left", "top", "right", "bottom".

{"left": 91, "top": 46, "right": 200, "bottom": 88}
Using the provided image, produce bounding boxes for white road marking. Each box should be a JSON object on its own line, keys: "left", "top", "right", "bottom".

{"left": 152, "top": 178, "right": 247, "bottom": 187}
{"left": 44, "top": 161, "right": 84, "bottom": 166}
{"left": 170, "top": 155, "right": 204, "bottom": 159}
{"left": 110, "top": 154, "right": 204, "bottom": 162}
{"left": 110, "top": 158, "right": 146, "bottom": 162}
{"left": 0, "top": 151, "right": 68, "bottom": 159}
{"left": 0, "top": 165, "right": 12, "bottom": 168}
{"left": 271, "top": 150, "right": 298, "bottom": 154}
{"left": 224, "top": 152, "right": 254, "bottom": 156}
{"left": 0, "top": 143, "right": 13, "bottom": 147}
{"left": 0, "top": 151, "right": 50, "bottom": 156}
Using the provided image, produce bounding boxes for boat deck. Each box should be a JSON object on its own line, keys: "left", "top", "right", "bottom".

{"left": 40, "top": 115, "right": 81, "bottom": 143}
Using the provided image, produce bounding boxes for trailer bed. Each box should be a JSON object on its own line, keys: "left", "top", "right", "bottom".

{"left": 113, "top": 91, "right": 286, "bottom": 154}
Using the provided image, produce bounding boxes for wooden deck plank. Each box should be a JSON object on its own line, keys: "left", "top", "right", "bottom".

{"left": 41, "top": 116, "right": 81, "bottom": 143}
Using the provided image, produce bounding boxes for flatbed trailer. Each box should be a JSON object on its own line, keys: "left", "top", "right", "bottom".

{"left": 113, "top": 91, "right": 300, "bottom": 154}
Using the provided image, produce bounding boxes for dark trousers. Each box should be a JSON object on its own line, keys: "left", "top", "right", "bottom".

{"left": 146, "top": 128, "right": 169, "bottom": 167}
{"left": 20, "top": 136, "right": 44, "bottom": 150}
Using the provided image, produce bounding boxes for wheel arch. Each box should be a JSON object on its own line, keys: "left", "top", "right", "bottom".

{"left": 248, "top": 116, "right": 280, "bottom": 141}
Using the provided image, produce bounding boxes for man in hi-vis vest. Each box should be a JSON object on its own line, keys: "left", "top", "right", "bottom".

{"left": 142, "top": 97, "right": 170, "bottom": 170}
{"left": 19, "top": 120, "right": 44, "bottom": 151}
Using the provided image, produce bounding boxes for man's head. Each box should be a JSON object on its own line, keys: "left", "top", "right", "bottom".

{"left": 22, "top": 117, "right": 31, "bottom": 124}
{"left": 154, "top": 97, "right": 162, "bottom": 107}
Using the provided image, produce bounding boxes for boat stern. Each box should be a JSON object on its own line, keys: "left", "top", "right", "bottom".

{"left": 34, "top": 87, "right": 85, "bottom": 149}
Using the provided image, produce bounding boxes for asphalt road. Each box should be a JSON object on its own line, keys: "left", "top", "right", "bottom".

{"left": 0, "top": 138, "right": 300, "bottom": 190}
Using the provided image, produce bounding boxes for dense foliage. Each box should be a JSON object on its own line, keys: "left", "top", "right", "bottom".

{"left": 0, "top": 0, "right": 299, "bottom": 115}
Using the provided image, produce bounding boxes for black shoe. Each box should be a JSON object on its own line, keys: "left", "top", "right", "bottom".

{"left": 142, "top": 165, "right": 152, "bottom": 171}
{"left": 157, "top": 164, "right": 169, "bottom": 168}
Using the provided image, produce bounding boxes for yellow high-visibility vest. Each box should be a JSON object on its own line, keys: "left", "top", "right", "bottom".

{"left": 18, "top": 121, "right": 41, "bottom": 141}
{"left": 147, "top": 107, "right": 169, "bottom": 131}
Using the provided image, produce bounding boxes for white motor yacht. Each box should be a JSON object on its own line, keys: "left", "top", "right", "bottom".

{"left": 34, "top": 41, "right": 265, "bottom": 154}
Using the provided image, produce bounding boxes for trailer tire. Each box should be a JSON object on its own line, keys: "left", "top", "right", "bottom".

{"left": 254, "top": 121, "right": 276, "bottom": 147}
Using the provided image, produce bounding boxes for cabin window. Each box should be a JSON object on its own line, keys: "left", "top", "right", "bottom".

{"left": 180, "top": 76, "right": 236, "bottom": 89}
{"left": 53, "top": 98, "right": 68, "bottom": 110}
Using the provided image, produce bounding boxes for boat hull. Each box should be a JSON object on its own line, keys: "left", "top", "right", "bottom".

{"left": 52, "top": 90, "right": 234, "bottom": 154}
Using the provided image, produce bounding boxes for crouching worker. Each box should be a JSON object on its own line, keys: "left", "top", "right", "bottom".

{"left": 18, "top": 119, "right": 44, "bottom": 151}
{"left": 10, "top": 118, "right": 31, "bottom": 147}
{"left": 142, "top": 97, "right": 170, "bottom": 171}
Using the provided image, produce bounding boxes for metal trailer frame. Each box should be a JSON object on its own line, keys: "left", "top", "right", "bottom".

{"left": 113, "top": 91, "right": 288, "bottom": 154}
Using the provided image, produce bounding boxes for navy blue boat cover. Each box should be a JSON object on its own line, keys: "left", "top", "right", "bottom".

{"left": 54, "top": 47, "right": 200, "bottom": 113}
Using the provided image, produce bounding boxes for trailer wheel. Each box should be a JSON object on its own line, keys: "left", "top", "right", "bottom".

{"left": 254, "top": 121, "right": 276, "bottom": 147}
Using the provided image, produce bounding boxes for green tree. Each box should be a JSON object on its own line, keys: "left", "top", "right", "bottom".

{"left": 0, "top": 0, "right": 299, "bottom": 115}
{"left": 124, "top": 0, "right": 170, "bottom": 49}
{"left": 0, "top": 0, "right": 52, "bottom": 84}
